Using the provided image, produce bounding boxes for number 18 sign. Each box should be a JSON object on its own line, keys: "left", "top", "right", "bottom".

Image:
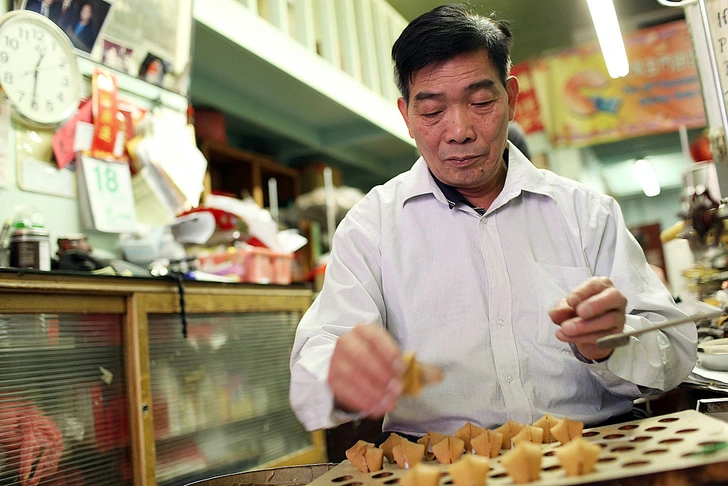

{"left": 77, "top": 154, "right": 136, "bottom": 233}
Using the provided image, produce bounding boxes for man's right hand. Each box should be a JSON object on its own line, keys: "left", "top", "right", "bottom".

{"left": 328, "top": 323, "right": 405, "bottom": 418}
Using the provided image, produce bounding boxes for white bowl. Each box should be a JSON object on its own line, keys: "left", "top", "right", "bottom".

{"left": 698, "top": 338, "right": 728, "bottom": 371}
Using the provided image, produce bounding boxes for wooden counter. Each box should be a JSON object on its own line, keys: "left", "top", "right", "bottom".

{"left": 0, "top": 269, "right": 325, "bottom": 485}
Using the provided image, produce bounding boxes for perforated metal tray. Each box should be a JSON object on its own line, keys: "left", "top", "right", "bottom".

{"left": 309, "top": 410, "right": 728, "bottom": 485}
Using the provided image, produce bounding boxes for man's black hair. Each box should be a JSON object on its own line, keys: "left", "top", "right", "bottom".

{"left": 391, "top": 3, "right": 513, "bottom": 104}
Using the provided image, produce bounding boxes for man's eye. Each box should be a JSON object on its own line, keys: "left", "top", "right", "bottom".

{"left": 473, "top": 101, "right": 494, "bottom": 107}
{"left": 421, "top": 111, "right": 442, "bottom": 118}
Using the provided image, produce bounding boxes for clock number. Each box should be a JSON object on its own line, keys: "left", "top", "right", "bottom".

{"left": 31, "top": 100, "right": 39, "bottom": 111}
{"left": 4, "top": 36, "right": 18, "bottom": 50}
{"left": 17, "top": 27, "right": 30, "bottom": 42}
{"left": 33, "top": 29, "right": 44, "bottom": 42}
{"left": 45, "top": 100, "right": 54, "bottom": 112}
{"left": 16, "top": 90, "right": 24, "bottom": 103}
{"left": 61, "top": 77, "right": 68, "bottom": 87}
{"left": 0, "top": 52, "right": 7, "bottom": 63}
{"left": 2, "top": 71, "right": 12, "bottom": 84}
{"left": 93, "top": 165, "right": 120, "bottom": 194}
{"left": 56, "top": 92, "right": 64, "bottom": 102}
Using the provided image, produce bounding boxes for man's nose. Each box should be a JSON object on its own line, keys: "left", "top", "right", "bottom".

{"left": 444, "top": 107, "right": 475, "bottom": 143}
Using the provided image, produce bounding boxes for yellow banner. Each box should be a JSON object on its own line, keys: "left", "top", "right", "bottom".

{"left": 531, "top": 20, "right": 705, "bottom": 146}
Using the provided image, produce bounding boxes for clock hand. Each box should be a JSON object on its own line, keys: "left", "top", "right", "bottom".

{"left": 31, "top": 53, "right": 44, "bottom": 106}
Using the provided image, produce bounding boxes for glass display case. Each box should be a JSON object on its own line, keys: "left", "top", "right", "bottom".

{"left": 0, "top": 270, "right": 324, "bottom": 485}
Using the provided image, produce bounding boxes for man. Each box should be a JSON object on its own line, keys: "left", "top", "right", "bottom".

{"left": 289, "top": 4, "right": 697, "bottom": 439}
{"left": 69, "top": 3, "right": 96, "bottom": 53}
{"left": 26, "top": 0, "right": 60, "bottom": 19}
{"left": 53, "top": 0, "right": 82, "bottom": 34}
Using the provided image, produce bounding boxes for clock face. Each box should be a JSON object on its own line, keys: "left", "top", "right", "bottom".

{"left": 0, "top": 11, "right": 81, "bottom": 127}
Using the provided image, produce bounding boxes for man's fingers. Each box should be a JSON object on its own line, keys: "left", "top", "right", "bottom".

{"left": 565, "top": 276, "right": 614, "bottom": 309}
{"left": 549, "top": 298, "right": 576, "bottom": 325}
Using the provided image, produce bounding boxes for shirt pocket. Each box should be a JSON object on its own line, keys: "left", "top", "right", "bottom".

{"left": 533, "top": 262, "right": 593, "bottom": 349}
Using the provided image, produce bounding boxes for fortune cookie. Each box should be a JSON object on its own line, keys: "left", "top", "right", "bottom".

{"left": 401, "top": 351, "right": 443, "bottom": 396}
{"left": 345, "top": 440, "right": 384, "bottom": 473}
{"left": 400, "top": 462, "right": 441, "bottom": 486}
{"left": 494, "top": 419, "right": 525, "bottom": 449}
{"left": 448, "top": 454, "right": 490, "bottom": 486}
{"left": 554, "top": 436, "right": 601, "bottom": 476}
{"left": 533, "top": 413, "right": 561, "bottom": 443}
{"left": 432, "top": 435, "right": 465, "bottom": 464}
{"left": 551, "top": 416, "right": 584, "bottom": 445}
{"left": 471, "top": 429, "right": 504, "bottom": 458}
{"left": 418, "top": 431, "right": 449, "bottom": 460}
{"left": 392, "top": 439, "right": 425, "bottom": 469}
{"left": 500, "top": 441, "right": 543, "bottom": 484}
{"left": 511, "top": 425, "right": 544, "bottom": 446}
{"left": 456, "top": 421, "right": 487, "bottom": 452}
{"left": 379, "top": 433, "right": 404, "bottom": 463}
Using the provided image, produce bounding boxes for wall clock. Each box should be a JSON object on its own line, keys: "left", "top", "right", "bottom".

{"left": 0, "top": 10, "right": 82, "bottom": 128}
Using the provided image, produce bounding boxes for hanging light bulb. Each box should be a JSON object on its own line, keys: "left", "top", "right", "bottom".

{"left": 634, "top": 158, "right": 661, "bottom": 197}
{"left": 586, "top": 0, "right": 630, "bottom": 78}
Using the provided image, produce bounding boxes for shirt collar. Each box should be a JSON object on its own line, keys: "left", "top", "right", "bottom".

{"left": 401, "top": 142, "right": 555, "bottom": 211}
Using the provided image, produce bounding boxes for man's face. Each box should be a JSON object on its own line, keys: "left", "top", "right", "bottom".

{"left": 80, "top": 5, "right": 92, "bottom": 21}
{"left": 397, "top": 50, "right": 518, "bottom": 194}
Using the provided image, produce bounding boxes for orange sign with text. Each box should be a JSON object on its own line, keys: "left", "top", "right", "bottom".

{"left": 532, "top": 20, "right": 705, "bottom": 146}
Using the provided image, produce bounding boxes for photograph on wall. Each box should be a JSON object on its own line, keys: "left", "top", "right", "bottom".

{"left": 90, "top": 0, "right": 193, "bottom": 94}
{"left": 137, "top": 52, "right": 168, "bottom": 86}
{"left": 102, "top": 39, "right": 133, "bottom": 73}
{"left": 21, "top": 0, "right": 112, "bottom": 54}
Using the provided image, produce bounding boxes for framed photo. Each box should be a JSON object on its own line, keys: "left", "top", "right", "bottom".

{"left": 21, "top": 0, "right": 112, "bottom": 54}
{"left": 17, "top": 0, "right": 193, "bottom": 95}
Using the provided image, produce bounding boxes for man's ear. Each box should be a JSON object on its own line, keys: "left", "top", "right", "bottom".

{"left": 506, "top": 76, "right": 520, "bottom": 122}
{"left": 397, "top": 97, "right": 414, "bottom": 138}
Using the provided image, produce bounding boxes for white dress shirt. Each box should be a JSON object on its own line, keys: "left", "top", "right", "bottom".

{"left": 289, "top": 144, "right": 697, "bottom": 435}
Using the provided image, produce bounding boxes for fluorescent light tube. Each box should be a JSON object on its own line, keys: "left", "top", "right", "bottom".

{"left": 586, "top": 0, "right": 630, "bottom": 78}
{"left": 634, "top": 158, "right": 661, "bottom": 197}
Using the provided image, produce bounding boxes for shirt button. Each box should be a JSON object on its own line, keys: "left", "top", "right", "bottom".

{"left": 506, "top": 374, "right": 513, "bottom": 383}
{"left": 496, "top": 319, "right": 505, "bottom": 327}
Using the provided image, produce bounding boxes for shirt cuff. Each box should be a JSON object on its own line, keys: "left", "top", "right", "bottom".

{"left": 570, "top": 342, "right": 610, "bottom": 365}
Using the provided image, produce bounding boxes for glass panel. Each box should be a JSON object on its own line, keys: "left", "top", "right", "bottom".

{"left": 0, "top": 313, "right": 131, "bottom": 485}
{"left": 148, "top": 311, "right": 312, "bottom": 486}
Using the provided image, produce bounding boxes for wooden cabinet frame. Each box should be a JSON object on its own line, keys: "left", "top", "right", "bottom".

{"left": 0, "top": 271, "right": 325, "bottom": 485}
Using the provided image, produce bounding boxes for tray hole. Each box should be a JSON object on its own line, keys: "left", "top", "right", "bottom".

{"left": 490, "top": 472, "right": 509, "bottom": 479}
{"left": 372, "top": 472, "right": 394, "bottom": 479}
{"left": 676, "top": 428, "right": 699, "bottom": 434}
{"left": 644, "top": 449, "right": 668, "bottom": 455}
{"left": 598, "top": 456, "right": 618, "bottom": 463}
{"left": 604, "top": 434, "right": 625, "bottom": 440}
{"left": 383, "top": 479, "right": 399, "bottom": 485}
{"left": 645, "top": 426, "right": 666, "bottom": 432}
{"left": 630, "top": 436, "right": 652, "bottom": 443}
{"left": 658, "top": 417, "right": 680, "bottom": 423}
{"left": 618, "top": 424, "right": 639, "bottom": 430}
{"left": 624, "top": 460, "right": 651, "bottom": 467}
{"left": 544, "top": 450, "right": 556, "bottom": 457}
{"left": 659, "top": 438, "right": 683, "bottom": 445}
{"left": 583, "top": 431, "right": 600, "bottom": 437}
{"left": 543, "top": 465, "right": 562, "bottom": 472}
{"left": 611, "top": 446, "right": 636, "bottom": 453}
{"left": 332, "top": 476, "right": 354, "bottom": 482}
{"left": 698, "top": 441, "right": 726, "bottom": 447}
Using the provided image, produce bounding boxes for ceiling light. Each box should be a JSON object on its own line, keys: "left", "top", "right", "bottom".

{"left": 586, "top": 0, "right": 630, "bottom": 78}
{"left": 634, "top": 158, "right": 661, "bottom": 197}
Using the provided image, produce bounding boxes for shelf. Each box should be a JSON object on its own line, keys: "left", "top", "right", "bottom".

{"left": 190, "top": 0, "right": 418, "bottom": 192}
{"left": 200, "top": 139, "right": 301, "bottom": 208}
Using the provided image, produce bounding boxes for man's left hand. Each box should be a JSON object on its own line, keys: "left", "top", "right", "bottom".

{"left": 549, "top": 276, "right": 626, "bottom": 362}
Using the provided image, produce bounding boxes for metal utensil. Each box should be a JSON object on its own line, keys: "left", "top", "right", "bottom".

{"left": 596, "top": 309, "right": 725, "bottom": 349}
